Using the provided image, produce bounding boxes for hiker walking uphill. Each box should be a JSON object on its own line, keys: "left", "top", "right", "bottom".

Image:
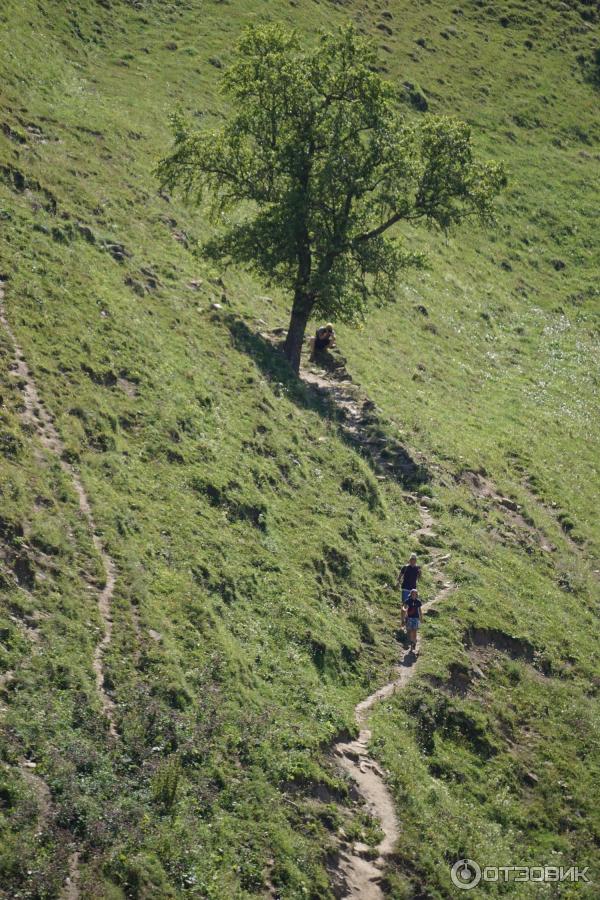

{"left": 402, "top": 588, "right": 423, "bottom": 653}
{"left": 397, "top": 553, "right": 421, "bottom": 602}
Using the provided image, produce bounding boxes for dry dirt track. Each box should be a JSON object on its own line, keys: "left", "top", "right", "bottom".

{"left": 0, "top": 278, "right": 121, "bottom": 898}
{"left": 0, "top": 279, "right": 117, "bottom": 739}
{"left": 331, "top": 507, "right": 455, "bottom": 899}
{"left": 1, "top": 295, "right": 453, "bottom": 899}
{"left": 300, "top": 358, "right": 455, "bottom": 899}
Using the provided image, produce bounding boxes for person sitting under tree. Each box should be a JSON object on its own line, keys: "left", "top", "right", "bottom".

{"left": 309, "top": 323, "right": 336, "bottom": 361}
{"left": 402, "top": 588, "right": 423, "bottom": 653}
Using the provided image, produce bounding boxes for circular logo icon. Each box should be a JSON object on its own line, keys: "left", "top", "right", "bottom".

{"left": 451, "top": 859, "right": 482, "bottom": 890}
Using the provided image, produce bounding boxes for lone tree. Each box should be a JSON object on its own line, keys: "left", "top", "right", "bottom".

{"left": 158, "top": 24, "right": 506, "bottom": 373}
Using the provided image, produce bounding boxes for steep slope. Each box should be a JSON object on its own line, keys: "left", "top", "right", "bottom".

{"left": 0, "top": 1, "right": 598, "bottom": 898}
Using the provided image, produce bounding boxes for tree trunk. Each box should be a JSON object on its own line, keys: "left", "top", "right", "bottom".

{"left": 283, "top": 291, "right": 312, "bottom": 375}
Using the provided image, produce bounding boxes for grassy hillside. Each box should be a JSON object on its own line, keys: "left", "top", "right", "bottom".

{"left": 0, "top": 1, "right": 598, "bottom": 898}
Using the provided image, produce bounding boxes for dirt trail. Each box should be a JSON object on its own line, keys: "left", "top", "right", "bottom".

{"left": 300, "top": 355, "right": 428, "bottom": 490}
{"left": 0, "top": 279, "right": 117, "bottom": 740}
{"left": 0, "top": 279, "right": 122, "bottom": 898}
{"left": 331, "top": 518, "right": 454, "bottom": 899}
{"left": 19, "top": 759, "right": 81, "bottom": 900}
{"left": 300, "top": 356, "right": 455, "bottom": 900}
{"left": 62, "top": 852, "right": 81, "bottom": 900}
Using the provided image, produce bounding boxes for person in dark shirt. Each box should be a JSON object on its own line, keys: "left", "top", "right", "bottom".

{"left": 398, "top": 553, "right": 421, "bottom": 603}
{"left": 402, "top": 588, "right": 423, "bottom": 652}
{"left": 309, "top": 323, "right": 336, "bottom": 360}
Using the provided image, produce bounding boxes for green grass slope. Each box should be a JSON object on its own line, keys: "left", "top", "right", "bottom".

{"left": 0, "top": 1, "right": 598, "bottom": 898}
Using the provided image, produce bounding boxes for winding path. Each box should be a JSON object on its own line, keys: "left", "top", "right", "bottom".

{"left": 1, "top": 299, "right": 455, "bottom": 897}
{"left": 332, "top": 510, "right": 455, "bottom": 899}
{"left": 300, "top": 358, "right": 455, "bottom": 899}
{"left": 0, "top": 279, "right": 117, "bottom": 740}
{"left": 1, "top": 278, "right": 120, "bottom": 898}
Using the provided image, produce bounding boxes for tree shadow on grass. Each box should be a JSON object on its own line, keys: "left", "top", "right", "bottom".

{"left": 225, "top": 313, "right": 344, "bottom": 421}
{"left": 225, "top": 313, "right": 430, "bottom": 490}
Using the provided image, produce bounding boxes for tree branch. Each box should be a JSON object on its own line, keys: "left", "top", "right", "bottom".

{"left": 353, "top": 209, "right": 422, "bottom": 244}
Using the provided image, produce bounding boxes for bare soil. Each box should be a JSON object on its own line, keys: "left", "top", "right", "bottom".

{"left": 299, "top": 352, "right": 455, "bottom": 899}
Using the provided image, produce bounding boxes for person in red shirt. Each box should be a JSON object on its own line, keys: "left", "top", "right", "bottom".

{"left": 402, "top": 588, "right": 423, "bottom": 652}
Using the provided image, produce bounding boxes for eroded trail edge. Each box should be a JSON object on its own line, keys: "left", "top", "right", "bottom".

{"left": 332, "top": 510, "right": 455, "bottom": 899}
{"left": 300, "top": 359, "right": 455, "bottom": 899}
{"left": 0, "top": 279, "right": 118, "bottom": 739}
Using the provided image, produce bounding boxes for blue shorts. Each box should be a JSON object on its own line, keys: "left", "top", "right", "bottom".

{"left": 402, "top": 588, "right": 414, "bottom": 603}
{"left": 406, "top": 617, "right": 420, "bottom": 630}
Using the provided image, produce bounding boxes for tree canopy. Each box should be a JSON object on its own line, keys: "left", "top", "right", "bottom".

{"left": 158, "top": 24, "right": 507, "bottom": 372}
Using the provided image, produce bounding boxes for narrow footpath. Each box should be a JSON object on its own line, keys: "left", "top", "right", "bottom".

{"left": 0, "top": 279, "right": 117, "bottom": 739}
{"left": 300, "top": 355, "right": 455, "bottom": 899}
{"left": 0, "top": 278, "right": 120, "bottom": 898}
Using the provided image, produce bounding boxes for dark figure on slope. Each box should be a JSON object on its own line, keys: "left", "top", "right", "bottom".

{"left": 397, "top": 552, "right": 421, "bottom": 603}
{"left": 402, "top": 588, "right": 423, "bottom": 652}
{"left": 309, "top": 323, "right": 336, "bottom": 361}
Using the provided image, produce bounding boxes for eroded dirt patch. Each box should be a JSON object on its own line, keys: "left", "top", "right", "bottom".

{"left": 463, "top": 626, "right": 551, "bottom": 676}
{"left": 460, "top": 470, "right": 554, "bottom": 553}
